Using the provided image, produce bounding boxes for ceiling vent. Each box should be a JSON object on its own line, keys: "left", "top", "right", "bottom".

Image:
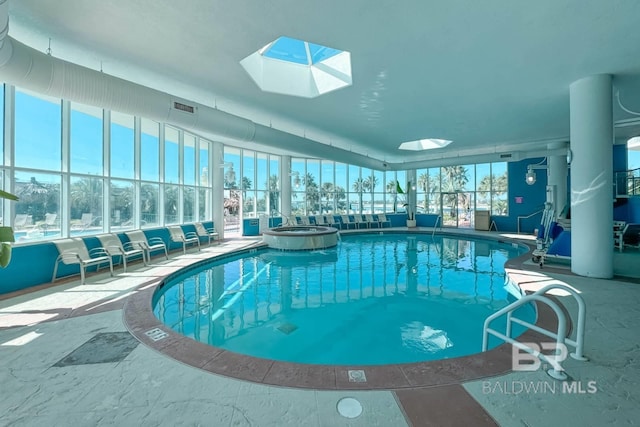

{"left": 500, "top": 153, "right": 512, "bottom": 159}
{"left": 173, "top": 102, "right": 195, "bottom": 113}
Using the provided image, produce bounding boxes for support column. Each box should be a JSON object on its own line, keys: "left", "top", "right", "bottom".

{"left": 547, "top": 141, "right": 569, "bottom": 215}
{"left": 569, "top": 74, "right": 613, "bottom": 278}
{"left": 280, "top": 156, "right": 292, "bottom": 221}
{"left": 212, "top": 142, "right": 224, "bottom": 239}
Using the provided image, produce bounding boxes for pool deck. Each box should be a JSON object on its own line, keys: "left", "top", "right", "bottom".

{"left": 1, "top": 227, "right": 639, "bottom": 426}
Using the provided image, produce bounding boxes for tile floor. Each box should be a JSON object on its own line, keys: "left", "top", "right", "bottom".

{"left": 1, "top": 229, "right": 638, "bottom": 426}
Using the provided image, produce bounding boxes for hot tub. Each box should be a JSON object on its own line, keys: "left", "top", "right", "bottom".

{"left": 261, "top": 226, "right": 339, "bottom": 250}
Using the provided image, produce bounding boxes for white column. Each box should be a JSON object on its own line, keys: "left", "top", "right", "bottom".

{"left": 547, "top": 141, "right": 568, "bottom": 215}
{"left": 280, "top": 156, "right": 292, "bottom": 220}
{"left": 212, "top": 142, "right": 224, "bottom": 239}
{"left": 569, "top": 74, "right": 613, "bottom": 278}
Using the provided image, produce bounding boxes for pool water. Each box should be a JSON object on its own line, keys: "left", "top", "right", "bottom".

{"left": 153, "top": 233, "right": 534, "bottom": 365}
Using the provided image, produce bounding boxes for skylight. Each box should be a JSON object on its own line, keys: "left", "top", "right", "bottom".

{"left": 398, "top": 139, "right": 453, "bottom": 151}
{"left": 628, "top": 136, "right": 640, "bottom": 150}
{"left": 241, "top": 36, "right": 352, "bottom": 98}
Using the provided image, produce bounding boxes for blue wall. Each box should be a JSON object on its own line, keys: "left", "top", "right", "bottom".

{"left": 0, "top": 222, "right": 217, "bottom": 295}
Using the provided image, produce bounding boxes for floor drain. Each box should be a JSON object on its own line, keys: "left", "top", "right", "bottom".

{"left": 337, "top": 397, "right": 363, "bottom": 419}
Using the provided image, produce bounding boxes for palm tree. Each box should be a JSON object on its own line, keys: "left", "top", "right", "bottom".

{"left": 352, "top": 177, "right": 365, "bottom": 214}
{"left": 363, "top": 175, "right": 378, "bottom": 213}
{"left": 267, "top": 174, "right": 279, "bottom": 214}
{"left": 441, "top": 166, "right": 469, "bottom": 217}
{"left": 304, "top": 172, "right": 320, "bottom": 214}
{"left": 417, "top": 172, "right": 429, "bottom": 213}
{"left": 320, "top": 182, "right": 335, "bottom": 213}
{"left": 386, "top": 180, "right": 399, "bottom": 212}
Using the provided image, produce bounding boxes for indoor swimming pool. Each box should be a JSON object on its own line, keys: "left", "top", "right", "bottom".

{"left": 152, "top": 233, "right": 534, "bottom": 365}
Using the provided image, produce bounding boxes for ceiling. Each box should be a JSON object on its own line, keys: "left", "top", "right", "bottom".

{"left": 7, "top": 0, "right": 640, "bottom": 166}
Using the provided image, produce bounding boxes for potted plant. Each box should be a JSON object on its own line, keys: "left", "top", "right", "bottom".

{"left": 397, "top": 182, "right": 416, "bottom": 228}
{"left": 0, "top": 189, "right": 18, "bottom": 268}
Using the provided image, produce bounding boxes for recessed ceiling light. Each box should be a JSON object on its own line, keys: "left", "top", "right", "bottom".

{"left": 398, "top": 139, "right": 452, "bottom": 151}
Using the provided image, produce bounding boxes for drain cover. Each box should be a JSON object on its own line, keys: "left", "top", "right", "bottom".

{"left": 337, "top": 397, "right": 363, "bottom": 418}
{"left": 277, "top": 323, "right": 298, "bottom": 335}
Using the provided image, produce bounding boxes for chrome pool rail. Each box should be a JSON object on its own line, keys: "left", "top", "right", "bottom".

{"left": 482, "top": 282, "right": 588, "bottom": 381}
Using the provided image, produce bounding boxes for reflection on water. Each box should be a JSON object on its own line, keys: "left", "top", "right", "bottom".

{"left": 153, "top": 234, "right": 532, "bottom": 365}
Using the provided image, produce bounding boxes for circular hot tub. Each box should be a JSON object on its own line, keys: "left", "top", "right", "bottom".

{"left": 262, "top": 226, "right": 339, "bottom": 250}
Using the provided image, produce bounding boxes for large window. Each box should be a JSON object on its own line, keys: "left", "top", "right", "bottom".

{"left": 7, "top": 86, "right": 214, "bottom": 241}
{"left": 70, "top": 103, "right": 103, "bottom": 175}
{"left": 111, "top": 112, "right": 135, "bottom": 179}
{"left": 15, "top": 90, "right": 61, "bottom": 171}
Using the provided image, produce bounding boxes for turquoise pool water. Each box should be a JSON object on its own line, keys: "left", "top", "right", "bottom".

{"left": 153, "top": 233, "right": 534, "bottom": 365}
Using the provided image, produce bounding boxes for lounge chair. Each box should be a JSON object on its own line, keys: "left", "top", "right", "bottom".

{"left": 125, "top": 230, "right": 168, "bottom": 263}
{"left": 365, "top": 214, "right": 379, "bottom": 228}
{"left": 325, "top": 215, "right": 340, "bottom": 229}
{"left": 616, "top": 223, "right": 640, "bottom": 251}
{"left": 13, "top": 214, "right": 33, "bottom": 230}
{"left": 314, "top": 215, "right": 328, "bottom": 226}
{"left": 377, "top": 213, "right": 392, "bottom": 228}
{"left": 296, "top": 216, "right": 311, "bottom": 225}
{"left": 353, "top": 214, "right": 369, "bottom": 229}
{"left": 194, "top": 222, "right": 219, "bottom": 245}
{"left": 52, "top": 238, "right": 114, "bottom": 285}
{"left": 96, "top": 233, "right": 146, "bottom": 272}
{"left": 340, "top": 215, "right": 356, "bottom": 229}
{"left": 168, "top": 225, "right": 200, "bottom": 253}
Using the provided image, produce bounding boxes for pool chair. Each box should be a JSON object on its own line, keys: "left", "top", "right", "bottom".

{"left": 194, "top": 222, "right": 219, "bottom": 245}
{"left": 52, "top": 238, "right": 114, "bottom": 285}
{"left": 125, "top": 230, "right": 168, "bottom": 263}
{"left": 365, "top": 214, "right": 379, "bottom": 228}
{"left": 97, "top": 233, "right": 146, "bottom": 272}
{"left": 168, "top": 225, "right": 201, "bottom": 254}
{"left": 325, "top": 215, "right": 340, "bottom": 229}
{"left": 337, "top": 215, "right": 353, "bottom": 229}
{"left": 314, "top": 215, "right": 328, "bottom": 226}
{"left": 377, "top": 213, "right": 392, "bottom": 228}
{"left": 353, "top": 214, "right": 369, "bottom": 229}
{"left": 296, "top": 216, "right": 311, "bottom": 226}
{"left": 616, "top": 223, "right": 640, "bottom": 251}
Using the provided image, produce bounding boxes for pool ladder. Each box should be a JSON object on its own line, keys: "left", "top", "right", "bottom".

{"left": 482, "top": 282, "right": 588, "bottom": 380}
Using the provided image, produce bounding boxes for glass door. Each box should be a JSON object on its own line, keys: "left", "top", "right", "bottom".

{"left": 440, "top": 192, "right": 458, "bottom": 227}
{"left": 440, "top": 192, "right": 475, "bottom": 228}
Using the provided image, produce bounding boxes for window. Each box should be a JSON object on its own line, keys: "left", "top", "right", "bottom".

{"left": 164, "top": 126, "right": 179, "bottom": 184}
{"left": 70, "top": 102, "right": 103, "bottom": 175}
{"left": 14, "top": 172, "right": 61, "bottom": 241}
{"left": 111, "top": 112, "right": 135, "bottom": 179}
{"left": 15, "top": 90, "right": 61, "bottom": 171}
{"left": 184, "top": 133, "right": 196, "bottom": 186}
{"left": 110, "top": 179, "right": 134, "bottom": 230}
{"left": 141, "top": 119, "right": 160, "bottom": 181}
{"left": 70, "top": 175, "right": 103, "bottom": 235}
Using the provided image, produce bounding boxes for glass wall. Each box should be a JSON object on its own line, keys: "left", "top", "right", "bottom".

{"left": 7, "top": 88, "right": 214, "bottom": 242}
{"left": 2, "top": 83, "right": 511, "bottom": 243}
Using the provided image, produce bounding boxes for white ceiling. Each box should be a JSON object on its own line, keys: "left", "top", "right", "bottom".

{"left": 7, "top": 0, "right": 640, "bottom": 166}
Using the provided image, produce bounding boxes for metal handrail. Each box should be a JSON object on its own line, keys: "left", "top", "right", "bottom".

{"left": 432, "top": 215, "right": 442, "bottom": 238}
{"left": 482, "top": 282, "right": 588, "bottom": 380}
{"left": 517, "top": 209, "right": 543, "bottom": 234}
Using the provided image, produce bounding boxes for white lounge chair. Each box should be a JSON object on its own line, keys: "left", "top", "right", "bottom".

{"left": 125, "top": 230, "right": 168, "bottom": 263}
{"left": 353, "top": 214, "right": 369, "bottom": 229}
{"left": 325, "top": 215, "right": 340, "bottom": 229}
{"left": 168, "top": 225, "right": 200, "bottom": 253}
{"left": 365, "top": 214, "right": 378, "bottom": 228}
{"left": 377, "top": 213, "right": 392, "bottom": 228}
{"left": 340, "top": 215, "right": 356, "bottom": 229}
{"left": 194, "top": 222, "right": 219, "bottom": 245}
{"left": 97, "top": 233, "right": 146, "bottom": 272}
{"left": 52, "top": 238, "right": 113, "bottom": 285}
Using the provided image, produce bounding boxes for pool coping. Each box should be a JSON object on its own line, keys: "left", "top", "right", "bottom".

{"left": 122, "top": 230, "right": 564, "bottom": 390}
